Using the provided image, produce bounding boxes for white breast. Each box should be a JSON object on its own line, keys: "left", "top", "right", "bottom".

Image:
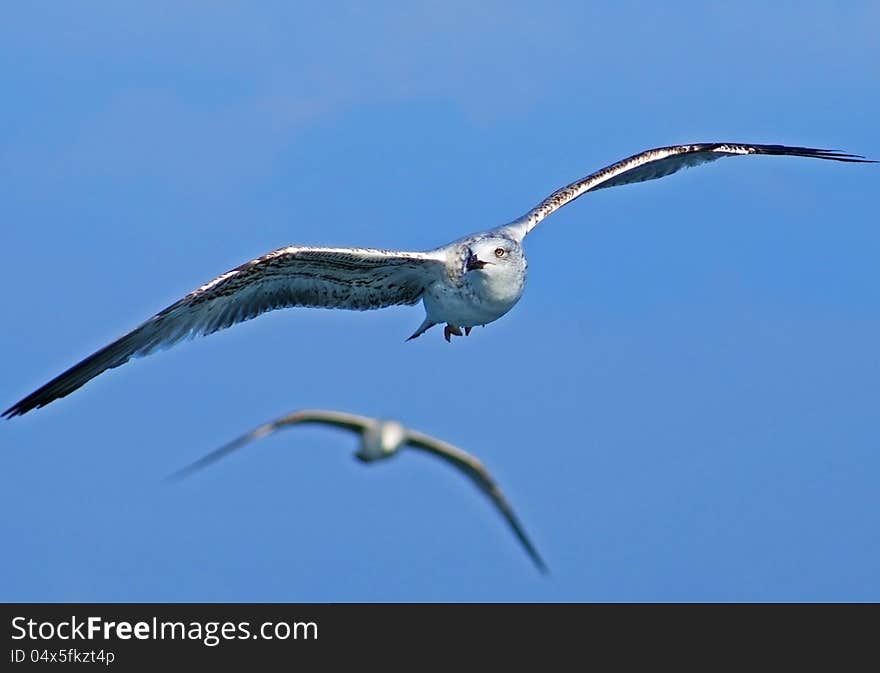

{"left": 422, "top": 260, "right": 526, "bottom": 328}
{"left": 357, "top": 420, "right": 406, "bottom": 461}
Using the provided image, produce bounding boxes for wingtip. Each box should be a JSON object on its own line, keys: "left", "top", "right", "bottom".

{"left": 523, "top": 545, "right": 550, "bottom": 576}
{"left": 818, "top": 149, "right": 877, "bottom": 163}
{"left": 164, "top": 454, "right": 220, "bottom": 483}
{"left": 164, "top": 468, "right": 192, "bottom": 484}
{"left": 3, "top": 392, "right": 62, "bottom": 419}
{"left": 3, "top": 380, "right": 77, "bottom": 419}
{"left": 2, "top": 402, "right": 28, "bottom": 420}
{"left": 762, "top": 145, "right": 877, "bottom": 163}
{"left": 164, "top": 452, "right": 224, "bottom": 482}
{"left": 164, "top": 463, "right": 189, "bottom": 483}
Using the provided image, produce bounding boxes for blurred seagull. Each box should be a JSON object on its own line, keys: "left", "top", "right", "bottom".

{"left": 168, "top": 408, "right": 548, "bottom": 574}
{"left": 5, "top": 142, "right": 874, "bottom": 417}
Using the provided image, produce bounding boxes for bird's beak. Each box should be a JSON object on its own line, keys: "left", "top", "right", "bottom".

{"left": 466, "top": 252, "right": 487, "bottom": 271}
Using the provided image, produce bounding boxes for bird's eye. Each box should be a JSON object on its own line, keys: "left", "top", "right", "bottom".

{"left": 494, "top": 247, "right": 506, "bottom": 258}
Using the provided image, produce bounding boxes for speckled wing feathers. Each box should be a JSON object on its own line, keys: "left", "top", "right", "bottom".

{"left": 503, "top": 143, "right": 874, "bottom": 238}
{"left": 3, "top": 247, "right": 444, "bottom": 417}
{"left": 167, "top": 409, "right": 375, "bottom": 481}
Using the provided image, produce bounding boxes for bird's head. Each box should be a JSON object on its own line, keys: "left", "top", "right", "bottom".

{"left": 464, "top": 236, "right": 524, "bottom": 276}
{"left": 355, "top": 419, "right": 406, "bottom": 463}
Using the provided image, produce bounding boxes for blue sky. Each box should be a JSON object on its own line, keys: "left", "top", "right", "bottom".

{"left": 2, "top": 2, "right": 878, "bottom": 601}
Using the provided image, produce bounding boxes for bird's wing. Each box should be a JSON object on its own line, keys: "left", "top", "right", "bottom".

{"left": 404, "top": 429, "right": 548, "bottom": 574}
{"left": 167, "top": 409, "right": 374, "bottom": 481}
{"left": 499, "top": 143, "right": 874, "bottom": 240}
{"left": 4, "top": 246, "right": 446, "bottom": 417}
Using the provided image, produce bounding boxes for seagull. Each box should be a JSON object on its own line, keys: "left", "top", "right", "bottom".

{"left": 4, "top": 143, "right": 873, "bottom": 417}
{"left": 168, "top": 408, "right": 548, "bottom": 574}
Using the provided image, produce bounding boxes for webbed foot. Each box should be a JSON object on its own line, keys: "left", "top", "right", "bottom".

{"left": 444, "top": 324, "right": 463, "bottom": 342}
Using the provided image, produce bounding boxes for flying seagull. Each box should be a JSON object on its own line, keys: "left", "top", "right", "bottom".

{"left": 4, "top": 142, "right": 873, "bottom": 417}
{"left": 168, "top": 408, "right": 548, "bottom": 574}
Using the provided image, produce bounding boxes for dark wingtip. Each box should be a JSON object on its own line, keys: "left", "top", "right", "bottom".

{"left": 3, "top": 387, "right": 63, "bottom": 419}
{"left": 521, "top": 541, "right": 550, "bottom": 576}
{"left": 164, "top": 454, "right": 218, "bottom": 484}
{"left": 164, "top": 452, "right": 225, "bottom": 483}
{"left": 3, "top": 399, "right": 36, "bottom": 419}
{"left": 164, "top": 464, "right": 191, "bottom": 483}
{"left": 756, "top": 144, "right": 877, "bottom": 163}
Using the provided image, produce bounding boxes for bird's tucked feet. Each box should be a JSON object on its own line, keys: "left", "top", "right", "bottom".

{"left": 444, "top": 324, "right": 463, "bottom": 342}
{"left": 464, "top": 326, "right": 472, "bottom": 336}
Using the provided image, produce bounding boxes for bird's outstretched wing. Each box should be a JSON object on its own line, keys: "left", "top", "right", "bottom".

{"left": 167, "top": 409, "right": 374, "bottom": 481}
{"left": 500, "top": 143, "right": 874, "bottom": 239}
{"left": 404, "top": 429, "right": 549, "bottom": 574}
{"left": 4, "top": 247, "right": 445, "bottom": 417}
